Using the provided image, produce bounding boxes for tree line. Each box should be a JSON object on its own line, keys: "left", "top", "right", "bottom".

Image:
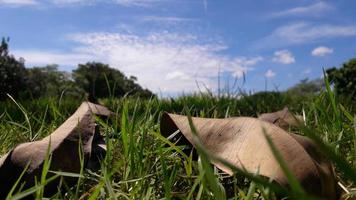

{"left": 0, "top": 38, "right": 154, "bottom": 102}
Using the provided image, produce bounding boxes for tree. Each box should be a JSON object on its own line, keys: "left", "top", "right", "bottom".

{"left": 0, "top": 38, "right": 27, "bottom": 100}
{"left": 326, "top": 58, "right": 356, "bottom": 100}
{"left": 25, "top": 65, "right": 84, "bottom": 99}
{"left": 0, "top": 38, "right": 154, "bottom": 101}
{"left": 73, "top": 62, "right": 154, "bottom": 102}
{"left": 286, "top": 78, "right": 324, "bottom": 96}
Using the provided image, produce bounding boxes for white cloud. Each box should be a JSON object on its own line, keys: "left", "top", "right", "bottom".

{"left": 51, "top": 0, "right": 163, "bottom": 7}
{"left": 62, "top": 32, "right": 262, "bottom": 94}
{"left": 270, "top": 2, "right": 332, "bottom": 18}
{"left": 203, "top": 0, "right": 207, "bottom": 14}
{"left": 12, "top": 50, "right": 92, "bottom": 66}
{"left": 114, "top": 0, "right": 162, "bottom": 7}
{"left": 302, "top": 68, "right": 312, "bottom": 74}
{"left": 12, "top": 32, "right": 263, "bottom": 95}
{"left": 232, "top": 68, "right": 247, "bottom": 78}
{"left": 230, "top": 57, "right": 262, "bottom": 78}
{"left": 142, "top": 16, "right": 197, "bottom": 24}
{"left": 255, "top": 22, "right": 356, "bottom": 48}
{"left": 272, "top": 50, "right": 295, "bottom": 64}
{"left": 265, "top": 69, "right": 276, "bottom": 78}
{"left": 311, "top": 46, "right": 333, "bottom": 57}
{"left": 165, "top": 71, "right": 190, "bottom": 80}
{"left": 52, "top": 0, "right": 92, "bottom": 4}
{"left": 0, "top": 0, "right": 38, "bottom": 6}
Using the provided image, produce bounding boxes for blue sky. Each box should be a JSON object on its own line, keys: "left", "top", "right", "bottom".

{"left": 1, "top": 0, "right": 356, "bottom": 96}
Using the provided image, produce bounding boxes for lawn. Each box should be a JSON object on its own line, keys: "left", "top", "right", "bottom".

{"left": 0, "top": 87, "right": 355, "bottom": 199}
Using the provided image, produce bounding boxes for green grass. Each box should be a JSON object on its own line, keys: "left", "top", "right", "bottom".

{"left": 0, "top": 88, "right": 355, "bottom": 199}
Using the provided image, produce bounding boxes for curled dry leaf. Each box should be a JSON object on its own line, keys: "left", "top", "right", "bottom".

{"left": 0, "top": 102, "right": 112, "bottom": 198}
{"left": 259, "top": 108, "right": 338, "bottom": 198}
{"left": 160, "top": 112, "right": 337, "bottom": 199}
{"left": 259, "top": 107, "right": 304, "bottom": 129}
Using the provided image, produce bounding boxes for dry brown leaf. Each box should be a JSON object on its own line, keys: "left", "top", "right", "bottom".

{"left": 259, "top": 107, "right": 304, "bottom": 129}
{"left": 259, "top": 108, "right": 338, "bottom": 199}
{"left": 160, "top": 112, "right": 337, "bottom": 199}
{"left": 0, "top": 102, "right": 112, "bottom": 198}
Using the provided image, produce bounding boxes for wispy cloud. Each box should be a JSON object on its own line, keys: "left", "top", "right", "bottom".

{"left": 0, "top": 0, "right": 166, "bottom": 7}
{"left": 302, "top": 68, "right": 311, "bottom": 75}
{"left": 52, "top": 0, "right": 95, "bottom": 5}
{"left": 166, "top": 71, "right": 190, "bottom": 80}
{"left": 13, "top": 50, "right": 92, "bottom": 67}
{"left": 311, "top": 46, "right": 333, "bottom": 57}
{"left": 114, "top": 0, "right": 164, "bottom": 7}
{"left": 13, "top": 32, "right": 263, "bottom": 94}
{"left": 142, "top": 16, "right": 197, "bottom": 24}
{"left": 270, "top": 2, "right": 332, "bottom": 18}
{"left": 0, "top": 0, "right": 38, "bottom": 6}
{"left": 265, "top": 69, "right": 276, "bottom": 78}
{"left": 254, "top": 22, "right": 356, "bottom": 49}
{"left": 203, "top": 0, "right": 207, "bottom": 14}
{"left": 64, "top": 31, "right": 262, "bottom": 94}
{"left": 272, "top": 50, "right": 295, "bottom": 64}
{"left": 51, "top": 0, "right": 164, "bottom": 7}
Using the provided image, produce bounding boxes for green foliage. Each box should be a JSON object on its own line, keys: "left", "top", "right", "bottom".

{"left": 24, "top": 65, "right": 84, "bottom": 99}
{"left": 286, "top": 78, "right": 324, "bottom": 97}
{"left": 73, "top": 62, "right": 154, "bottom": 102}
{"left": 327, "top": 58, "right": 356, "bottom": 100}
{"left": 0, "top": 87, "right": 355, "bottom": 199}
{"left": 0, "top": 40, "right": 154, "bottom": 102}
{"left": 0, "top": 38, "right": 27, "bottom": 100}
{"left": 148, "top": 91, "right": 307, "bottom": 119}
